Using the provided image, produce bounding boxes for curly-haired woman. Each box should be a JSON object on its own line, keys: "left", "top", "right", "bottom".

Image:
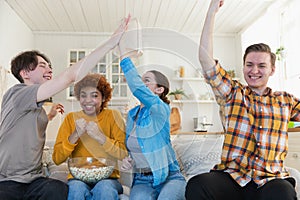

{"left": 52, "top": 73, "right": 128, "bottom": 200}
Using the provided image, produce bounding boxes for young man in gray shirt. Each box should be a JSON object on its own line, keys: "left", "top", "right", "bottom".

{"left": 0, "top": 16, "right": 130, "bottom": 200}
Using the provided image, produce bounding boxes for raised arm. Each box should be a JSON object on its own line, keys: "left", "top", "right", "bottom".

{"left": 199, "top": 0, "right": 224, "bottom": 71}
{"left": 37, "top": 16, "right": 131, "bottom": 102}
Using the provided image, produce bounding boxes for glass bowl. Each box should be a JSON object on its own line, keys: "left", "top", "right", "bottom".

{"left": 68, "top": 157, "right": 115, "bottom": 184}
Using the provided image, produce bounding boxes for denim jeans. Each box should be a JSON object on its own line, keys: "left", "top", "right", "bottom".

{"left": 67, "top": 178, "right": 123, "bottom": 200}
{"left": 130, "top": 171, "right": 186, "bottom": 200}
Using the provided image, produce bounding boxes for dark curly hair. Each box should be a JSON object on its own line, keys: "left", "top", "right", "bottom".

{"left": 11, "top": 50, "right": 51, "bottom": 83}
{"left": 148, "top": 70, "right": 170, "bottom": 104}
{"left": 74, "top": 73, "right": 112, "bottom": 110}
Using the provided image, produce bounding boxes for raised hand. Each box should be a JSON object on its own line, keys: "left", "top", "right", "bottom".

{"left": 109, "top": 14, "right": 131, "bottom": 49}
{"left": 209, "top": 0, "right": 224, "bottom": 13}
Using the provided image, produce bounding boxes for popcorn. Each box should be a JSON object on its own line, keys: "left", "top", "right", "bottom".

{"left": 69, "top": 166, "right": 114, "bottom": 184}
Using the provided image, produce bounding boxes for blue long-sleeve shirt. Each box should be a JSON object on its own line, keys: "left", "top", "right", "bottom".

{"left": 120, "top": 57, "right": 180, "bottom": 186}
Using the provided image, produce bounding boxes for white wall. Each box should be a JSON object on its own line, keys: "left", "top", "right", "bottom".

{"left": 34, "top": 29, "right": 237, "bottom": 137}
{"left": 241, "top": 6, "right": 281, "bottom": 91}
{"left": 0, "top": 0, "right": 34, "bottom": 77}
{"left": 0, "top": 0, "right": 34, "bottom": 108}
{"left": 1, "top": 1, "right": 238, "bottom": 138}
{"left": 240, "top": 0, "right": 300, "bottom": 99}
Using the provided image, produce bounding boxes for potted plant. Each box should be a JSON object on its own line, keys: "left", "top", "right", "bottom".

{"left": 276, "top": 46, "right": 285, "bottom": 61}
{"left": 169, "top": 88, "right": 187, "bottom": 100}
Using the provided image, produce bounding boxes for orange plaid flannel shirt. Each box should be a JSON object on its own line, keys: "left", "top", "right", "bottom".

{"left": 203, "top": 63, "right": 300, "bottom": 187}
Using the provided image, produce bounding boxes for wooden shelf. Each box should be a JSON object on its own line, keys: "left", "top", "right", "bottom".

{"left": 288, "top": 128, "right": 300, "bottom": 132}
{"left": 172, "top": 77, "right": 205, "bottom": 81}
{"left": 172, "top": 100, "right": 215, "bottom": 104}
{"left": 171, "top": 131, "right": 224, "bottom": 135}
{"left": 172, "top": 128, "right": 300, "bottom": 135}
{"left": 173, "top": 128, "right": 300, "bottom": 135}
{"left": 173, "top": 77, "right": 240, "bottom": 81}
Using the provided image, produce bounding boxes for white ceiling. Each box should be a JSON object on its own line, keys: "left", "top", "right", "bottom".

{"left": 5, "top": 0, "right": 281, "bottom": 35}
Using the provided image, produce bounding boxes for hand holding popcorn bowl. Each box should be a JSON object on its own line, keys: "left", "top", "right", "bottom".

{"left": 68, "top": 157, "right": 115, "bottom": 184}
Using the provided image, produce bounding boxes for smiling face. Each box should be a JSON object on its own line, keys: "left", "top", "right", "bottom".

{"left": 21, "top": 55, "right": 52, "bottom": 85}
{"left": 79, "top": 86, "right": 103, "bottom": 116}
{"left": 243, "top": 51, "right": 275, "bottom": 95}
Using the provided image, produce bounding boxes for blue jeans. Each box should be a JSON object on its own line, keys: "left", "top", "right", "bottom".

{"left": 130, "top": 171, "right": 186, "bottom": 200}
{"left": 67, "top": 179, "right": 123, "bottom": 200}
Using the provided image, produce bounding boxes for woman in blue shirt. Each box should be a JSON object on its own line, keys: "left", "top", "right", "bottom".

{"left": 119, "top": 56, "right": 186, "bottom": 200}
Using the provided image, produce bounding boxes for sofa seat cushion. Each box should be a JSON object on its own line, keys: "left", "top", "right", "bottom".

{"left": 171, "top": 134, "right": 223, "bottom": 180}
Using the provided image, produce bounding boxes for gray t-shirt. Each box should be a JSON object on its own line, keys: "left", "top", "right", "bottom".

{"left": 0, "top": 83, "right": 47, "bottom": 183}
{"left": 127, "top": 126, "right": 150, "bottom": 169}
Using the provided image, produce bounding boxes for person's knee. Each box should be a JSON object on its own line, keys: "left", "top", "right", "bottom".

{"left": 186, "top": 174, "right": 204, "bottom": 191}
{"left": 130, "top": 185, "right": 157, "bottom": 200}
{"left": 258, "top": 178, "right": 297, "bottom": 200}
{"left": 68, "top": 179, "right": 86, "bottom": 188}
{"left": 67, "top": 180, "right": 89, "bottom": 195}
{"left": 185, "top": 174, "right": 212, "bottom": 199}
{"left": 130, "top": 191, "right": 153, "bottom": 200}
{"left": 90, "top": 180, "right": 121, "bottom": 199}
{"left": 43, "top": 179, "right": 68, "bottom": 199}
{"left": 94, "top": 179, "right": 120, "bottom": 191}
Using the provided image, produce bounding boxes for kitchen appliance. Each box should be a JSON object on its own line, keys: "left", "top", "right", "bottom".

{"left": 193, "top": 116, "right": 213, "bottom": 132}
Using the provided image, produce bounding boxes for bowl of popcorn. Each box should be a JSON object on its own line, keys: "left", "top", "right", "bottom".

{"left": 68, "top": 157, "right": 115, "bottom": 184}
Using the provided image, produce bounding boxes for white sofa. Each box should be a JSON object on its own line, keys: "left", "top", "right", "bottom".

{"left": 43, "top": 135, "right": 300, "bottom": 199}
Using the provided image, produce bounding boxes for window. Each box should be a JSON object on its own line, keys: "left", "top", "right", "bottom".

{"left": 67, "top": 49, "right": 129, "bottom": 100}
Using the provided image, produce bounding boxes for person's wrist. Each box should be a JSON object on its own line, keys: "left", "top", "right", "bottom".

{"left": 47, "top": 113, "right": 54, "bottom": 121}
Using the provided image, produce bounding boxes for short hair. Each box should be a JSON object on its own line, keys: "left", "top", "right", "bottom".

{"left": 11, "top": 50, "right": 51, "bottom": 83}
{"left": 74, "top": 73, "right": 112, "bottom": 110}
{"left": 243, "top": 43, "right": 276, "bottom": 66}
{"left": 148, "top": 70, "right": 170, "bottom": 104}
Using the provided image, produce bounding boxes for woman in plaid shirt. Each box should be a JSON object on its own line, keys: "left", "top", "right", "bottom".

{"left": 185, "top": 0, "right": 300, "bottom": 199}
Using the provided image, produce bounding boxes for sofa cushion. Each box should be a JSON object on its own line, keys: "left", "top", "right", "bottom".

{"left": 171, "top": 134, "right": 223, "bottom": 180}
{"left": 42, "top": 144, "right": 68, "bottom": 183}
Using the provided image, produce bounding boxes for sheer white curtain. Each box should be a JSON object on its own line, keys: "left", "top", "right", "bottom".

{"left": 280, "top": 0, "right": 300, "bottom": 97}
{"left": 242, "top": 0, "right": 300, "bottom": 97}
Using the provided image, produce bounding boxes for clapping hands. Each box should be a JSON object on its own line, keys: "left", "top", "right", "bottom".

{"left": 75, "top": 119, "right": 106, "bottom": 144}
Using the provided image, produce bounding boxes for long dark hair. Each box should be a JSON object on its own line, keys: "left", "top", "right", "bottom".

{"left": 148, "top": 70, "right": 170, "bottom": 104}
